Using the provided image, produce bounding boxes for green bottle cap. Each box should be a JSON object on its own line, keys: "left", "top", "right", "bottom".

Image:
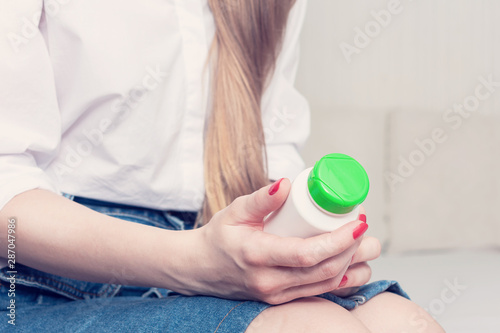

{"left": 307, "top": 153, "right": 369, "bottom": 214}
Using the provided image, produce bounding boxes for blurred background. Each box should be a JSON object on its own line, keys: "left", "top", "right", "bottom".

{"left": 295, "top": 1, "right": 500, "bottom": 331}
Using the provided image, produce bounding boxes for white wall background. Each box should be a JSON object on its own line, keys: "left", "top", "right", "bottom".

{"left": 296, "top": 0, "right": 500, "bottom": 250}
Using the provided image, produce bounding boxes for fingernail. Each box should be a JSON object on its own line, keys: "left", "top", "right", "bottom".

{"left": 338, "top": 275, "right": 348, "bottom": 288}
{"left": 359, "top": 214, "right": 366, "bottom": 223}
{"left": 353, "top": 222, "right": 368, "bottom": 240}
{"left": 268, "top": 178, "right": 284, "bottom": 195}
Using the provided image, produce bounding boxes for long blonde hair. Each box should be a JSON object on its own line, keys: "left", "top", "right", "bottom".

{"left": 199, "top": 0, "right": 297, "bottom": 224}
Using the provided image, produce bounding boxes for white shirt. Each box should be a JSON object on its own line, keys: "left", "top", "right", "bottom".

{"left": 0, "top": 0, "right": 310, "bottom": 212}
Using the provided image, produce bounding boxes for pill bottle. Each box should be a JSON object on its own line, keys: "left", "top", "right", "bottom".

{"left": 263, "top": 153, "right": 369, "bottom": 238}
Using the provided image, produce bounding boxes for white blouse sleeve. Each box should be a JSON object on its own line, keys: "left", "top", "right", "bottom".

{"left": 0, "top": 2, "right": 61, "bottom": 210}
{"left": 261, "top": 0, "right": 310, "bottom": 181}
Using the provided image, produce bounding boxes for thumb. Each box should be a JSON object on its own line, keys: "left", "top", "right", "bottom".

{"left": 227, "top": 178, "right": 290, "bottom": 226}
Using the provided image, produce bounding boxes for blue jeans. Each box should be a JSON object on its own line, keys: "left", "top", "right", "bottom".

{"left": 0, "top": 194, "right": 409, "bottom": 332}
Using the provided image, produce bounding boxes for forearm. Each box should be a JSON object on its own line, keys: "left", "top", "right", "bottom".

{"left": 0, "top": 189, "right": 200, "bottom": 293}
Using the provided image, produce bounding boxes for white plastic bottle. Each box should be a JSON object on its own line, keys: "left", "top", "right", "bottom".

{"left": 263, "top": 153, "right": 369, "bottom": 238}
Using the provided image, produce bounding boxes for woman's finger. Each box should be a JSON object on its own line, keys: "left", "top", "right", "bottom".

{"left": 329, "top": 286, "right": 360, "bottom": 298}
{"left": 259, "top": 240, "right": 359, "bottom": 291}
{"left": 358, "top": 205, "right": 366, "bottom": 218}
{"left": 253, "top": 218, "right": 368, "bottom": 268}
{"left": 224, "top": 178, "right": 291, "bottom": 228}
{"left": 259, "top": 260, "right": 352, "bottom": 305}
{"left": 351, "top": 236, "right": 381, "bottom": 264}
{"left": 337, "top": 262, "right": 372, "bottom": 291}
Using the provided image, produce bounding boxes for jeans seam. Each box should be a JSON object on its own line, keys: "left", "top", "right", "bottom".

{"left": 214, "top": 301, "right": 245, "bottom": 333}
{"left": 7, "top": 273, "right": 116, "bottom": 298}
{"left": 43, "top": 276, "right": 116, "bottom": 298}
{"left": 104, "top": 212, "right": 173, "bottom": 228}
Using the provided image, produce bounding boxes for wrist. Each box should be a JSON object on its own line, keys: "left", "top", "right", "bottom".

{"left": 153, "top": 227, "right": 210, "bottom": 295}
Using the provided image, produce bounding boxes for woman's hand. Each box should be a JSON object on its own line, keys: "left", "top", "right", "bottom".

{"left": 188, "top": 179, "right": 369, "bottom": 305}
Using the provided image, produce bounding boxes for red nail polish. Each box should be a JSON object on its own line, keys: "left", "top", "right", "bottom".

{"left": 353, "top": 223, "right": 368, "bottom": 240}
{"left": 338, "top": 275, "right": 348, "bottom": 288}
{"left": 268, "top": 178, "right": 284, "bottom": 195}
{"left": 359, "top": 214, "right": 366, "bottom": 223}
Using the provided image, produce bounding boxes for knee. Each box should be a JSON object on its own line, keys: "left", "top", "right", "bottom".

{"left": 246, "top": 297, "right": 370, "bottom": 333}
{"left": 351, "top": 292, "right": 445, "bottom": 333}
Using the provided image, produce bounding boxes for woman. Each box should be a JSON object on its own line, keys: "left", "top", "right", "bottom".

{"left": 0, "top": 0, "right": 443, "bottom": 331}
